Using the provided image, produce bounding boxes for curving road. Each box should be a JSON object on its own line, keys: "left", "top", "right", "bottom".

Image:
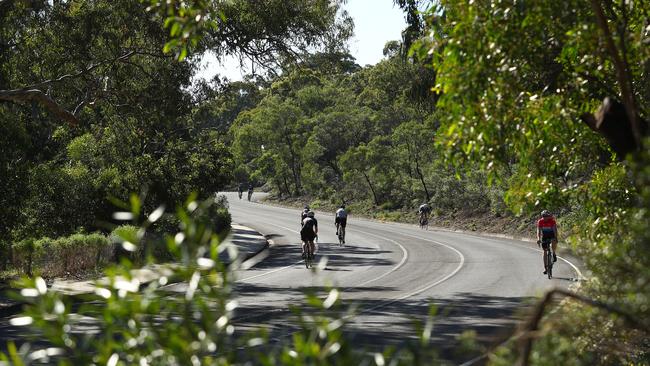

{"left": 224, "top": 192, "right": 583, "bottom": 360}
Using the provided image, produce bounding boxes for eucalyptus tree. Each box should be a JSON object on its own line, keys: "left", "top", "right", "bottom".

{"left": 231, "top": 96, "right": 309, "bottom": 196}
{"left": 417, "top": 1, "right": 650, "bottom": 363}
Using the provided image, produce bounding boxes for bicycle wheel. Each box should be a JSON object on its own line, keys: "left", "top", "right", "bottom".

{"left": 305, "top": 251, "right": 311, "bottom": 268}
{"left": 547, "top": 251, "right": 553, "bottom": 279}
{"left": 339, "top": 227, "right": 345, "bottom": 246}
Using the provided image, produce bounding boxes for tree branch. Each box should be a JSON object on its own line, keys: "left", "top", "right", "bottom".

{"left": 0, "top": 89, "right": 78, "bottom": 125}
{"left": 0, "top": 51, "right": 136, "bottom": 126}
{"left": 517, "top": 287, "right": 649, "bottom": 366}
{"left": 16, "top": 51, "right": 135, "bottom": 91}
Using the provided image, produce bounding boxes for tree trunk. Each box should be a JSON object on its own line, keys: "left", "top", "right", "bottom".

{"left": 362, "top": 171, "right": 380, "bottom": 206}
{"left": 414, "top": 157, "right": 430, "bottom": 202}
{"left": 282, "top": 174, "right": 291, "bottom": 196}
{"left": 283, "top": 132, "right": 301, "bottom": 196}
{"left": 327, "top": 160, "right": 343, "bottom": 181}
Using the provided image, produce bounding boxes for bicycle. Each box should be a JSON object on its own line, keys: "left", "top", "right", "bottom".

{"left": 539, "top": 239, "right": 554, "bottom": 279}
{"left": 419, "top": 213, "right": 429, "bottom": 230}
{"left": 337, "top": 225, "right": 345, "bottom": 246}
{"left": 304, "top": 241, "right": 315, "bottom": 269}
{"left": 238, "top": 191, "right": 243, "bottom": 200}
{"left": 247, "top": 190, "right": 253, "bottom": 201}
{"left": 545, "top": 245, "right": 554, "bottom": 279}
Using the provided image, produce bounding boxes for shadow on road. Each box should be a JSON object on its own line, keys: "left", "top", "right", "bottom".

{"left": 238, "top": 236, "right": 397, "bottom": 271}
{"left": 231, "top": 289, "right": 536, "bottom": 364}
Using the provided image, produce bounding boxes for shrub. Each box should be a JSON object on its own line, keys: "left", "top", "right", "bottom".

{"left": 10, "top": 233, "right": 112, "bottom": 278}
{"left": 17, "top": 164, "right": 100, "bottom": 240}
{"left": 194, "top": 196, "right": 232, "bottom": 236}
{"left": 10, "top": 238, "right": 37, "bottom": 276}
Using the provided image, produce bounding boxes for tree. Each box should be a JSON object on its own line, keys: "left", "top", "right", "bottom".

{"left": 391, "top": 121, "right": 435, "bottom": 202}
{"left": 418, "top": 1, "right": 650, "bottom": 363}
{"left": 340, "top": 137, "right": 396, "bottom": 206}
{"left": 231, "top": 96, "right": 309, "bottom": 196}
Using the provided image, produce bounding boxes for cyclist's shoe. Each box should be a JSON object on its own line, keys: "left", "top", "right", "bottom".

{"left": 553, "top": 253, "right": 557, "bottom": 262}
{"left": 301, "top": 252, "right": 306, "bottom": 259}
{"left": 543, "top": 270, "right": 548, "bottom": 274}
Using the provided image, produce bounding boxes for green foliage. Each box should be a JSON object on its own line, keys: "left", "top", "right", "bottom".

{"left": 413, "top": 1, "right": 650, "bottom": 364}
{"left": 9, "top": 233, "right": 112, "bottom": 278}
{"left": 143, "top": 0, "right": 353, "bottom": 63}
{"left": 227, "top": 49, "right": 506, "bottom": 219}
{"left": 16, "top": 163, "right": 99, "bottom": 240}
{"left": 1, "top": 0, "right": 349, "bottom": 245}
{"left": 144, "top": 0, "right": 217, "bottom": 61}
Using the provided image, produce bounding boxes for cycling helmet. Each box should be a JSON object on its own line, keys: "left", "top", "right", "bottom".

{"left": 541, "top": 210, "right": 551, "bottom": 217}
{"left": 304, "top": 205, "right": 310, "bottom": 210}
{"left": 307, "top": 211, "right": 315, "bottom": 218}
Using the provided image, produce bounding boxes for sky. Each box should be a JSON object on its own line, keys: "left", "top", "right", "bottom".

{"left": 194, "top": 0, "right": 408, "bottom": 82}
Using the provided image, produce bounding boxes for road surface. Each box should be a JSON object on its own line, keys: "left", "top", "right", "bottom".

{"left": 225, "top": 192, "right": 582, "bottom": 360}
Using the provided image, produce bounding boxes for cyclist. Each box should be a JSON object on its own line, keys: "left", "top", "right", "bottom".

{"left": 301, "top": 211, "right": 318, "bottom": 259}
{"left": 237, "top": 183, "right": 244, "bottom": 199}
{"left": 247, "top": 183, "right": 254, "bottom": 201}
{"left": 418, "top": 202, "right": 432, "bottom": 226}
{"left": 536, "top": 209, "right": 558, "bottom": 275}
{"left": 335, "top": 205, "right": 347, "bottom": 242}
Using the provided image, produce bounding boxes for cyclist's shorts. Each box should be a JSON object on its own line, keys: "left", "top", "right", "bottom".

{"left": 541, "top": 239, "right": 552, "bottom": 250}
{"left": 301, "top": 230, "right": 316, "bottom": 242}
{"left": 335, "top": 217, "right": 347, "bottom": 228}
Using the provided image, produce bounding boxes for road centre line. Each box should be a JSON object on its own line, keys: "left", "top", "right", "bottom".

{"left": 377, "top": 231, "right": 465, "bottom": 302}
{"left": 350, "top": 229, "right": 409, "bottom": 288}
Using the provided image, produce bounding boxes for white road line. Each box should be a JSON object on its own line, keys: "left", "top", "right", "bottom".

{"left": 446, "top": 232, "right": 584, "bottom": 281}
{"left": 342, "top": 231, "right": 465, "bottom": 315}
{"left": 238, "top": 260, "right": 301, "bottom": 282}
{"left": 236, "top": 222, "right": 302, "bottom": 282}
{"left": 351, "top": 229, "right": 409, "bottom": 287}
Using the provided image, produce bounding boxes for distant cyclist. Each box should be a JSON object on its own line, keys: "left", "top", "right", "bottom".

{"left": 335, "top": 205, "right": 347, "bottom": 241}
{"left": 237, "top": 183, "right": 244, "bottom": 199}
{"left": 418, "top": 203, "right": 432, "bottom": 226}
{"left": 301, "top": 211, "right": 318, "bottom": 259}
{"left": 536, "top": 210, "right": 558, "bottom": 275}
{"left": 247, "top": 183, "right": 254, "bottom": 201}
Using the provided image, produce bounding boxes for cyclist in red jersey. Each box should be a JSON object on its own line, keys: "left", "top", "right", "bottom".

{"left": 536, "top": 210, "right": 558, "bottom": 274}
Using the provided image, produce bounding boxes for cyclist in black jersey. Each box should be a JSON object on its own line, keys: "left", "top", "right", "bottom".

{"left": 300, "top": 211, "right": 318, "bottom": 259}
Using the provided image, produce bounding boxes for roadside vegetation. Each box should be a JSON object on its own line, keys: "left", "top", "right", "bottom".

{"left": 1, "top": 0, "right": 649, "bottom": 365}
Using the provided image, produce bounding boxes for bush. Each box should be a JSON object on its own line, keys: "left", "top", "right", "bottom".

{"left": 194, "top": 195, "right": 232, "bottom": 236}
{"left": 10, "top": 238, "right": 37, "bottom": 276}
{"left": 17, "top": 164, "right": 100, "bottom": 240}
{"left": 10, "top": 233, "right": 113, "bottom": 278}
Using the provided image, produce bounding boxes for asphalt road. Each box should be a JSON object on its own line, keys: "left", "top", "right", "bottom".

{"left": 225, "top": 192, "right": 583, "bottom": 361}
